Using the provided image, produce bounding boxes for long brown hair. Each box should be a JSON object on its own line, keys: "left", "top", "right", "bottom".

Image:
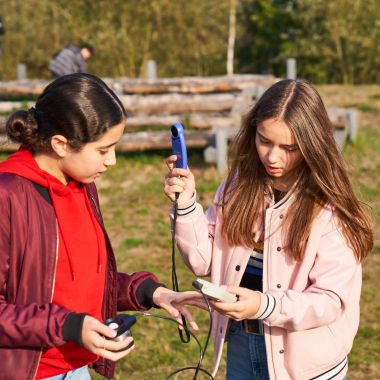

{"left": 221, "top": 79, "right": 373, "bottom": 261}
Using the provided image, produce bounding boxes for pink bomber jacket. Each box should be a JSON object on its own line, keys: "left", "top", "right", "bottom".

{"left": 171, "top": 185, "right": 361, "bottom": 380}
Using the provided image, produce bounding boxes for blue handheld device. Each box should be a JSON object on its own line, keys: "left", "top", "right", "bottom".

{"left": 171, "top": 122, "right": 188, "bottom": 169}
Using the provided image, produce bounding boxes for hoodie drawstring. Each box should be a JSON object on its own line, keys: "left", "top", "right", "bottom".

{"left": 84, "top": 192, "right": 102, "bottom": 274}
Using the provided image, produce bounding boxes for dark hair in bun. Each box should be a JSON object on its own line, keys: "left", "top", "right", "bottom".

{"left": 5, "top": 73, "right": 127, "bottom": 152}
{"left": 6, "top": 108, "right": 42, "bottom": 150}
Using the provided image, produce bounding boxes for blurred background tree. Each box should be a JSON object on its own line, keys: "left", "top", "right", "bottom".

{"left": 235, "top": 0, "right": 296, "bottom": 76}
{"left": 294, "top": 0, "right": 380, "bottom": 84}
{"left": 0, "top": 0, "right": 230, "bottom": 79}
{"left": 0, "top": 0, "right": 379, "bottom": 83}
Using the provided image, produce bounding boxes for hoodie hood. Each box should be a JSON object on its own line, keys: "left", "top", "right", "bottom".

{"left": 0, "top": 147, "right": 104, "bottom": 280}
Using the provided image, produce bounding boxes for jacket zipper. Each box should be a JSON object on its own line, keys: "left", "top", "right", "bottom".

{"left": 89, "top": 191, "right": 111, "bottom": 360}
{"left": 89, "top": 194, "right": 101, "bottom": 219}
{"left": 51, "top": 221, "right": 60, "bottom": 298}
{"left": 31, "top": 220, "right": 60, "bottom": 380}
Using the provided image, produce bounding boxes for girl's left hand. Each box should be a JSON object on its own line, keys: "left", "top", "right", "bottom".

{"left": 211, "top": 285, "right": 261, "bottom": 321}
{"left": 152, "top": 287, "right": 201, "bottom": 331}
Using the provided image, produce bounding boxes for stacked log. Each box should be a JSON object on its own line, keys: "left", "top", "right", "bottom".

{"left": 0, "top": 75, "right": 277, "bottom": 97}
{"left": 0, "top": 75, "right": 271, "bottom": 137}
{"left": 0, "top": 75, "right": 353, "bottom": 152}
{"left": 0, "top": 109, "right": 348, "bottom": 135}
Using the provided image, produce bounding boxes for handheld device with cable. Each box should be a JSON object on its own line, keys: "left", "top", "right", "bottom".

{"left": 104, "top": 314, "right": 136, "bottom": 352}
{"left": 170, "top": 122, "right": 191, "bottom": 343}
{"left": 165, "top": 122, "right": 215, "bottom": 378}
{"left": 171, "top": 122, "right": 187, "bottom": 169}
{"left": 104, "top": 314, "right": 136, "bottom": 342}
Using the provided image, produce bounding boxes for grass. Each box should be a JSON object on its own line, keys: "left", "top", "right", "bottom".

{"left": 1, "top": 85, "right": 380, "bottom": 379}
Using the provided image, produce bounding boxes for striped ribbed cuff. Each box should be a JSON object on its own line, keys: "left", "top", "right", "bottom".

{"left": 252, "top": 293, "right": 276, "bottom": 320}
{"left": 311, "top": 356, "right": 348, "bottom": 380}
{"left": 177, "top": 201, "right": 196, "bottom": 216}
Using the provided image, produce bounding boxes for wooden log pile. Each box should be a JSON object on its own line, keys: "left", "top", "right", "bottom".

{"left": 0, "top": 75, "right": 355, "bottom": 152}
{"left": 0, "top": 74, "right": 276, "bottom": 97}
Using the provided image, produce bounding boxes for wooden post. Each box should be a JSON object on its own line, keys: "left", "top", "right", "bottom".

{"left": 346, "top": 109, "right": 358, "bottom": 141}
{"left": 333, "top": 127, "right": 348, "bottom": 150}
{"left": 216, "top": 128, "right": 228, "bottom": 174}
{"left": 227, "top": 0, "right": 237, "bottom": 76}
{"left": 203, "top": 146, "right": 217, "bottom": 165}
{"left": 17, "top": 64, "right": 27, "bottom": 80}
{"left": 286, "top": 58, "right": 296, "bottom": 80}
{"left": 146, "top": 60, "right": 157, "bottom": 80}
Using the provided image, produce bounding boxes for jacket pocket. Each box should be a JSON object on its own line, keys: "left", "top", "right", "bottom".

{"left": 284, "top": 325, "right": 345, "bottom": 379}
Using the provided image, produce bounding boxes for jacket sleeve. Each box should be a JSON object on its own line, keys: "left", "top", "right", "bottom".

{"left": 117, "top": 272, "right": 163, "bottom": 311}
{"left": 170, "top": 187, "right": 222, "bottom": 276}
{"left": 0, "top": 191, "right": 72, "bottom": 348}
{"left": 252, "top": 215, "right": 361, "bottom": 331}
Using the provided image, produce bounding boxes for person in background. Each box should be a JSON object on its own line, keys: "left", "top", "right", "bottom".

{"left": 49, "top": 44, "right": 94, "bottom": 78}
{"left": 0, "top": 73, "right": 199, "bottom": 380}
{"left": 164, "top": 79, "right": 373, "bottom": 380}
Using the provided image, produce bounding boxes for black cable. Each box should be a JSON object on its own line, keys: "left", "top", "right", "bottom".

{"left": 133, "top": 311, "right": 214, "bottom": 380}
{"left": 189, "top": 282, "right": 214, "bottom": 380}
{"left": 169, "top": 191, "right": 215, "bottom": 379}
{"left": 171, "top": 192, "right": 190, "bottom": 343}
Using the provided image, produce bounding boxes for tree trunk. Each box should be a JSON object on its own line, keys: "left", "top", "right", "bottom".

{"left": 227, "top": 0, "right": 236, "bottom": 76}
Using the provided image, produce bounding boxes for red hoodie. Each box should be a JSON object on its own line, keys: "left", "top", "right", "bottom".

{"left": 0, "top": 149, "right": 106, "bottom": 378}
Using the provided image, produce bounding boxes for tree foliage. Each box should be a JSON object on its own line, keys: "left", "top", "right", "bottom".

{"left": 294, "top": 0, "right": 380, "bottom": 83}
{"left": 0, "top": 0, "right": 378, "bottom": 83}
{"left": 0, "top": 0, "right": 229, "bottom": 79}
{"left": 235, "top": 0, "right": 296, "bottom": 76}
{"left": 236, "top": 0, "right": 380, "bottom": 83}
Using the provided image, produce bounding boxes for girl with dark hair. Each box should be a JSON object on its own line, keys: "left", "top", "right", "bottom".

{"left": 0, "top": 73, "right": 198, "bottom": 380}
{"left": 164, "top": 79, "right": 373, "bottom": 380}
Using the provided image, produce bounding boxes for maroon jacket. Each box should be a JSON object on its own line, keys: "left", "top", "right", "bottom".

{"left": 0, "top": 173, "right": 160, "bottom": 380}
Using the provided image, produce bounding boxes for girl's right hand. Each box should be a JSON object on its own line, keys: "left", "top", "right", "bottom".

{"left": 81, "top": 315, "right": 135, "bottom": 361}
{"left": 164, "top": 155, "right": 195, "bottom": 203}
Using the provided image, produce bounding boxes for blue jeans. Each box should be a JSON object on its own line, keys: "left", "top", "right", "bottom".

{"left": 226, "top": 321, "right": 269, "bottom": 380}
{"left": 41, "top": 366, "right": 91, "bottom": 380}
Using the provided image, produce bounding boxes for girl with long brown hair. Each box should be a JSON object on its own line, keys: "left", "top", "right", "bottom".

{"left": 164, "top": 79, "right": 373, "bottom": 380}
